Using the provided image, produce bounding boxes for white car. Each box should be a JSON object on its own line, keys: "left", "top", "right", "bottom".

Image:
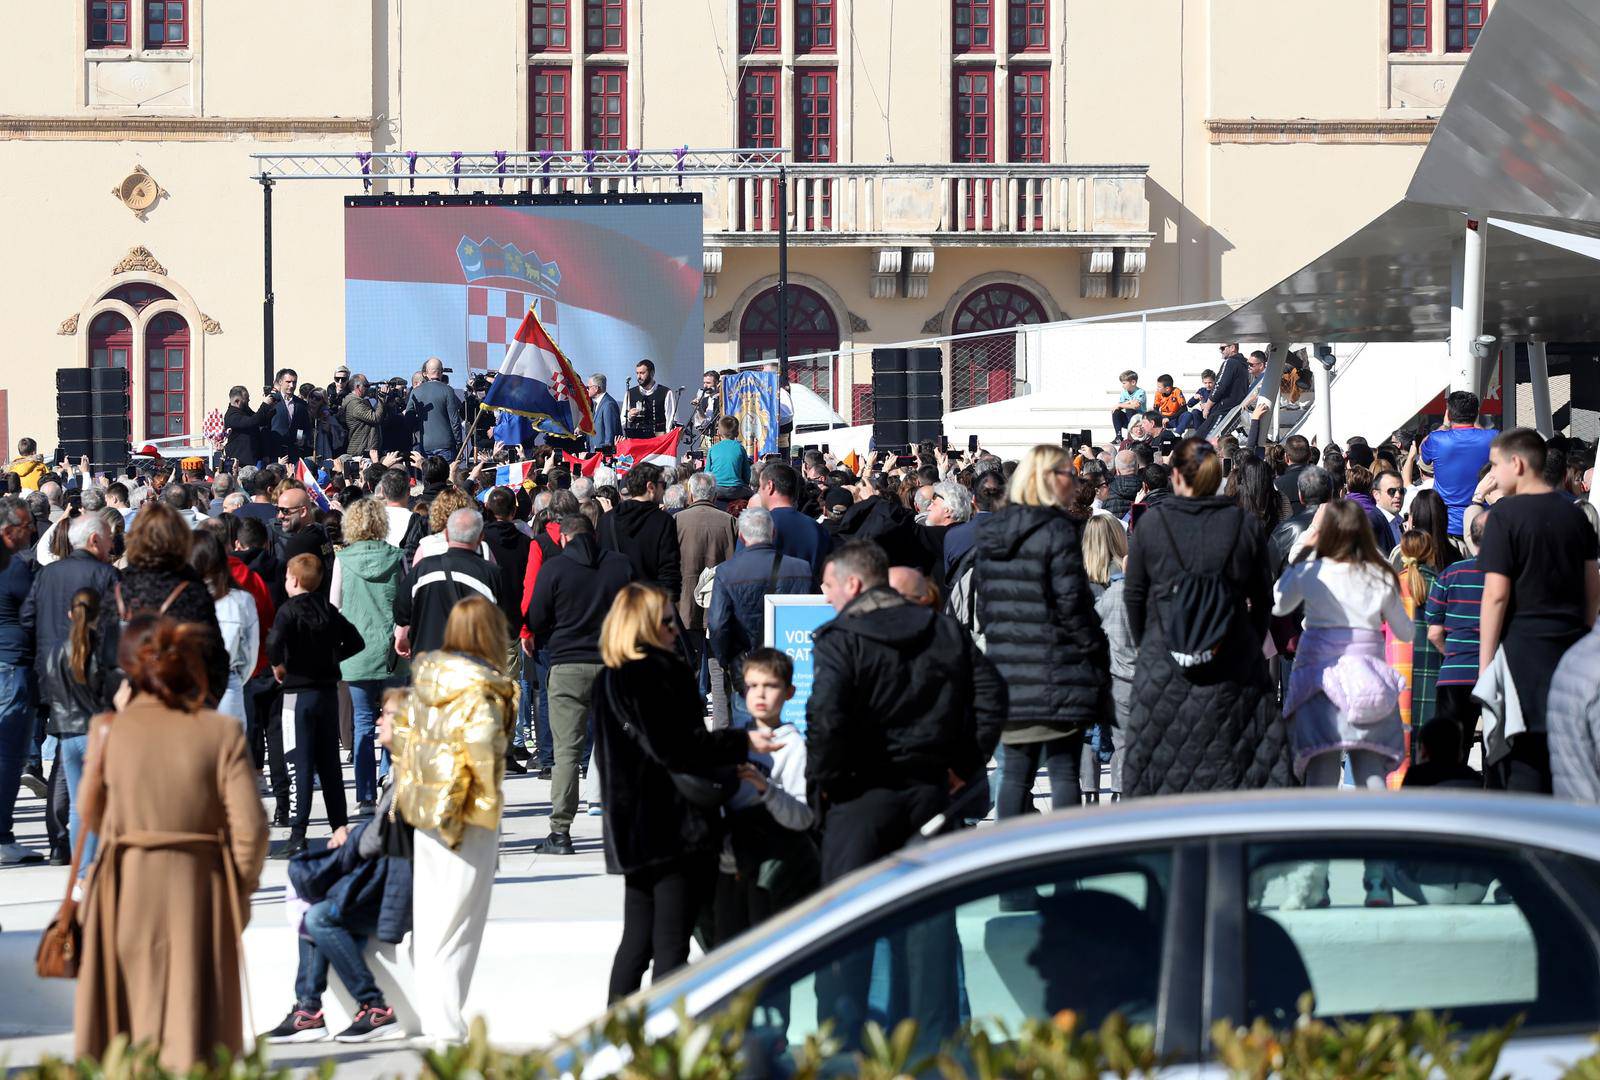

{"left": 574, "top": 791, "right": 1600, "bottom": 1078}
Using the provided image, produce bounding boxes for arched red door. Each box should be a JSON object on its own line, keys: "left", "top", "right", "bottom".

{"left": 949, "top": 283, "right": 1046, "bottom": 410}
{"left": 739, "top": 285, "right": 840, "bottom": 405}
{"left": 144, "top": 312, "right": 190, "bottom": 437}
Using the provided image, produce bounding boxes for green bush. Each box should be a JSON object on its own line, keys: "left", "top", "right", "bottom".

{"left": 6, "top": 998, "right": 1567, "bottom": 1080}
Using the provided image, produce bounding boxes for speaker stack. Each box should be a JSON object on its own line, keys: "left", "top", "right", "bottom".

{"left": 870, "top": 347, "right": 943, "bottom": 451}
{"left": 57, "top": 368, "right": 132, "bottom": 469}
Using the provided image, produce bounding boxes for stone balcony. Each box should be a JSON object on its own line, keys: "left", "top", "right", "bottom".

{"left": 524, "top": 161, "right": 1153, "bottom": 301}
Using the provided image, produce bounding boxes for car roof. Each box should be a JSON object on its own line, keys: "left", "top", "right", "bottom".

{"left": 611, "top": 790, "right": 1600, "bottom": 1028}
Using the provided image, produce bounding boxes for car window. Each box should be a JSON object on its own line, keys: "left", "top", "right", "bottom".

{"left": 740, "top": 849, "right": 1172, "bottom": 1074}
{"left": 1244, "top": 840, "right": 1600, "bottom": 1033}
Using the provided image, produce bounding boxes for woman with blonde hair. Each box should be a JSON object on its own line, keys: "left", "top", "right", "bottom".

{"left": 1082, "top": 514, "right": 1132, "bottom": 801}
{"left": 1123, "top": 438, "right": 1289, "bottom": 795}
{"left": 592, "top": 582, "right": 779, "bottom": 1002}
{"left": 974, "top": 445, "right": 1110, "bottom": 821}
{"left": 75, "top": 616, "right": 267, "bottom": 1069}
{"left": 1391, "top": 528, "right": 1442, "bottom": 767}
{"left": 394, "top": 595, "right": 518, "bottom": 1043}
{"left": 332, "top": 496, "right": 406, "bottom": 811}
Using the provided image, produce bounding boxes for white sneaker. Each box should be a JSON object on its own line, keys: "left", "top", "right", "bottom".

{"left": 0, "top": 841, "right": 45, "bottom": 866}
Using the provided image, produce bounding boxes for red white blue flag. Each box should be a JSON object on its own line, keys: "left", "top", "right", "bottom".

{"left": 482, "top": 306, "right": 595, "bottom": 438}
{"left": 563, "top": 430, "right": 681, "bottom": 477}
{"left": 295, "top": 459, "right": 331, "bottom": 511}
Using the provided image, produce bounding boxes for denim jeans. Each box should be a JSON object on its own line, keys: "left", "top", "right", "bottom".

{"left": 296, "top": 899, "right": 382, "bottom": 1007}
{"left": 0, "top": 662, "right": 35, "bottom": 844}
{"left": 531, "top": 648, "right": 553, "bottom": 770}
{"left": 996, "top": 733, "right": 1084, "bottom": 819}
{"left": 58, "top": 733, "right": 95, "bottom": 870}
{"left": 346, "top": 680, "right": 386, "bottom": 804}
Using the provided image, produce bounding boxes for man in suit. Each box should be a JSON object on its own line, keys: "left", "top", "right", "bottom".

{"left": 1368, "top": 468, "right": 1406, "bottom": 553}
{"left": 223, "top": 385, "right": 276, "bottom": 466}
{"left": 266, "top": 368, "right": 314, "bottom": 461}
{"left": 586, "top": 372, "right": 622, "bottom": 450}
{"left": 406, "top": 357, "right": 464, "bottom": 457}
{"left": 1275, "top": 435, "right": 1313, "bottom": 515}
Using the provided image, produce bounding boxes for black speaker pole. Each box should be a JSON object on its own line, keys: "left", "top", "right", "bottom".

{"left": 261, "top": 176, "right": 276, "bottom": 391}
{"left": 776, "top": 163, "right": 789, "bottom": 387}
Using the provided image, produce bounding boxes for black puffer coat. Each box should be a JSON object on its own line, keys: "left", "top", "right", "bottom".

{"left": 593, "top": 647, "right": 750, "bottom": 876}
{"left": 974, "top": 505, "right": 1110, "bottom": 730}
{"left": 1100, "top": 474, "right": 1144, "bottom": 521}
{"left": 1121, "top": 496, "right": 1291, "bottom": 795}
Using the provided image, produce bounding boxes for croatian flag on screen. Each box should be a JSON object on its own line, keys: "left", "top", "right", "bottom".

{"left": 342, "top": 202, "right": 705, "bottom": 404}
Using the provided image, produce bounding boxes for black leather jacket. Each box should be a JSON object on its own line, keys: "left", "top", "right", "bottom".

{"left": 39, "top": 634, "right": 115, "bottom": 737}
{"left": 1269, "top": 507, "right": 1318, "bottom": 577}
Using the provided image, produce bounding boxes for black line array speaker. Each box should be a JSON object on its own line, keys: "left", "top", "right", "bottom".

{"left": 57, "top": 367, "right": 132, "bottom": 468}
{"left": 870, "top": 347, "right": 943, "bottom": 449}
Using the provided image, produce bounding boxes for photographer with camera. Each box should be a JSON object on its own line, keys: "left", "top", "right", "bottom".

{"left": 341, "top": 374, "right": 386, "bottom": 460}
{"left": 224, "top": 385, "right": 276, "bottom": 467}
{"left": 464, "top": 372, "right": 498, "bottom": 456}
{"left": 378, "top": 378, "right": 414, "bottom": 458}
{"left": 406, "top": 357, "right": 464, "bottom": 458}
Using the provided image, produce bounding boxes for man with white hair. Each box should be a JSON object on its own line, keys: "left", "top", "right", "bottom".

{"left": 1101, "top": 450, "right": 1144, "bottom": 521}
{"left": 661, "top": 484, "right": 687, "bottom": 513}
{"left": 675, "top": 472, "right": 736, "bottom": 723}
{"left": 34, "top": 488, "right": 108, "bottom": 567}
{"left": 708, "top": 506, "right": 813, "bottom": 727}
{"left": 39, "top": 481, "right": 66, "bottom": 524}
{"left": 393, "top": 506, "right": 502, "bottom": 656}
{"left": 222, "top": 491, "right": 248, "bottom": 514}
{"left": 570, "top": 475, "right": 595, "bottom": 504}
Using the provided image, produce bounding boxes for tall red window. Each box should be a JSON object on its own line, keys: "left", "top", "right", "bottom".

{"left": 586, "top": 67, "right": 626, "bottom": 149}
{"left": 796, "top": 0, "right": 835, "bottom": 53}
{"left": 796, "top": 70, "right": 836, "bottom": 227}
{"left": 88, "top": 1, "right": 130, "bottom": 47}
{"left": 953, "top": 0, "right": 994, "bottom": 52}
{"left": 1009, "top": 68, "right": 1047, "bottom": 226}
{"left": 740, "top": 0, "right": 779, "bottom": 52}
{"left": 739, "top": 68, "right": 781, "bottom": 148}
{"left": 144, "top": 313, "right": 189, "bottom": 437}
{"left": 953, "top": 67, "right": 995, "bottom": 229}
{"left": 585, "top": 0, "right": 625, "bottom": 51}
{"left": 143, "top": 0, "right": 186, "bottom": 46}
{"left": 1008, "top": 0, "right": 1046, "bottom": 51}
{"left": 530, "top": 67, "right": 571, "bottom": 151}
{"left": 1446, "top": 0, "right": 1486, "bottom": 51}
{"left": 530, "top": 1, "right": 570, "bottom": 51}
{"left": 89, "top": 312, "right": 132, "bottom": 372}
{"left": 1390, "top": 0, "right": 1430, "bottom": 51}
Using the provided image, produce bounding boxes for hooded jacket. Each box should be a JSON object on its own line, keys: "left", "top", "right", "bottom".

{"left": 806, "top": 587, "right": 1005, "bottom": 802}
{"left": 479, "top": 519, "right": 532, "bottom": 628}
{"left": 227, "top": 556, "right": 274, "bottom": 679}
{"left": 526, "top": 533, "right": 634, "bottom": 665}
{"left": 599, "top": 499, "right": 682, "bottom": 597}
{"left": 266, "top": 592, "right": 364, "bottom": 690}
{"left": 8, "top": 456, "right": 46, "bottom": 491}
{"left": 975, "top": 505, "right": 1111, "bottom": 728}
{"left": 394, "top": 650, "right": 517, "bottom": 849}
{"left": 334, "top": 540, "right": 404, "bottom": 682}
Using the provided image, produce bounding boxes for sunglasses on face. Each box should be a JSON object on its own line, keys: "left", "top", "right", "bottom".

{"left": 276, "top": 506, "right": 303, "bottom": 516}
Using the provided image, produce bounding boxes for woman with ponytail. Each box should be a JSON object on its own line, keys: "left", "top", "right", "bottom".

{"left": 38, "top": 587, "right": 116, "bottom": 865}
{"left": 1122, "top": 438, "right": 1292, "bottom": 795}
{"left": 73, "top": 615, "right": 268, "bottom": 1070}
{"left": 1392, "top": 529, "right": 1443, "bottom": 765}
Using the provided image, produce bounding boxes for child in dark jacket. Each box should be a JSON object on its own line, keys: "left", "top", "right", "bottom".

{"left": 264, "top": 688, "right": 413, "bottom": 1044}
{"left": 266, "top": 553, "right": 364, "bottom": 856}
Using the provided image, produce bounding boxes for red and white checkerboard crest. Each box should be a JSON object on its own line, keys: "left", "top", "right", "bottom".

{"left": 466, "top": 288, "right": 558, "bottom": 372}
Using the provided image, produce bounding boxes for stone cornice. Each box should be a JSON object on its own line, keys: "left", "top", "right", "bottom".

{"left": 0, "top": 115, "right": 373, "bottom": 141}
{"left": 1206, "top": 118, "right": 1437, "bottom": 145}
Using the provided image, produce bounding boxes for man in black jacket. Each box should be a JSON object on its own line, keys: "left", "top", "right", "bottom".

{"left": 1275, "top": 435, "right": 1313, "bottom": 516}
{"left": 270, "top": 485, "right": 333, "bottom": 607}
{"left": 21, "top": 512, "right": 120, "bottom": 667}
{"left": 394, "top": 508, "right": 503, "bottom": 657}
{"left": 265, "top": 368, "right": 314, "bottom": 462}
{"left": 527, "top": 515, "right": 633, "bottom": 855}
{"left": 807, "top": 539, "right": 1004, "bottom": 1039}
{"left": 223, "top": 385, "right": 276, "bottom": 467}
{"left": 1204, "top": 344, "right": 1249, "bottom": 434}
{"left": 480, "top": 486, "right": 532, "bottom": 648}
{"left": 1269, "top": 465, "right": 1332, "bottom": 576}
{"left": 598, "top": 463, "right": 682, "bottom": 599}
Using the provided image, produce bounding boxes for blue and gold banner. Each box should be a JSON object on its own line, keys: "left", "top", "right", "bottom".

{"left": 722, "top": 370, "right": 780, "bottom": 459}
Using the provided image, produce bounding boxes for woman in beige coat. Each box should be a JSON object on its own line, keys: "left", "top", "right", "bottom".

{"left": 74, "top": 615, "right": 268, "bottom": 1069}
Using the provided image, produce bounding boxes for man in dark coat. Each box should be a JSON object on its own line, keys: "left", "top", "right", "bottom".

{"left": 806, "top": 539, "right": 1004, "bottom": 1038}
{"left": 1269, "top": 465, "right": 1332, "bottom": 576}
{"left": 265, "top": 368, "right": 314, "bottom": 462}
{"left": 406, "top": 359, "right": 464, "bottom": 457}
{"left": 1275, "top": 436, "right": 1313, "bottom": 516}
{"left": 1204, "top": 344, "right": 1250, "bottom": 435}
{"left": 707, "top": 507, "right": 812, "bottom": 722}
{"left": 598, "top": 463, "right": 682, "bottom": 599}
{"left": 223, "top": 385, "right": 277, "bottom": 467}
{"left": 1099, "top": 451, "right": 1144, "bottom": 521}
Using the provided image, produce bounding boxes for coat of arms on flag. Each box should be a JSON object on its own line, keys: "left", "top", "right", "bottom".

{"left": 466, "top": 289, "right": 558, "bottom": 373}
{"left": 481, "top": 306, "right": 595, "bottom": 438}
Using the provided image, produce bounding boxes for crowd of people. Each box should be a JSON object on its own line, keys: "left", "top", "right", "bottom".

{"left": 0, "top": 353, "right": 1598, "bottom": 1067}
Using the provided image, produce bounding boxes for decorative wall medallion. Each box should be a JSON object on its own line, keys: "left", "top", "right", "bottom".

{"left": 113, "top": 165, "right": 166, "bottom": 217}
{"left": 708, "top": 310, "right": 734, "bottom": 334}
{"left": 201, "top": 314, "right": 222, "bottom": 335}
{"left": 112, "top": 245, "right": 167, "bottom": 275}
{"left": 921, "top": 313, "right": 944, "bottom": 334}
{"left": 58, "top": 314, "right": 80, "bottom": 336}
{"left": 847, "top": 311, "right": 870, "bottom": 333}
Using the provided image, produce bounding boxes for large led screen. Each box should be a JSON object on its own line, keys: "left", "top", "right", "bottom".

{"left": 344, "top": 196, "right": 704, "bottom": 413}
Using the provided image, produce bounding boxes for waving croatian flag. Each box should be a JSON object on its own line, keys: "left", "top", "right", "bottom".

{"left": 294, "top": 459, "right": 332, "bottom": 511}
{"left": 482, "top": 305, "right": 595, "bottom": 438}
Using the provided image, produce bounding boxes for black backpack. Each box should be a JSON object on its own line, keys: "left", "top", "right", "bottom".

{"left": 1153, "top": 507, "right": 1243, "bottom": 668}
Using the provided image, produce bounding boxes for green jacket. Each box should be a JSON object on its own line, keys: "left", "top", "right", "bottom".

{"left": 336, "top": 539, "right": 406, "bottom": 682}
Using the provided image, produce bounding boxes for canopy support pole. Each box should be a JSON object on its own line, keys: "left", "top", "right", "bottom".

{"left": 1311, "top": 344, "right": 1334, "bottom": 446}
{"left": 1528, "top": 341, "right": 1554, "bottom": 437}
{"left": 1449, "top": 214, "right": 1489, "bottom": 396}
{"left": 1500, "top": 343, "right": 1518, "bottom": 431}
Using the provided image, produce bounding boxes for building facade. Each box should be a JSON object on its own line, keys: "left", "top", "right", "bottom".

{"left": 0, "top": 0, "right": 1492, "bottom": 450}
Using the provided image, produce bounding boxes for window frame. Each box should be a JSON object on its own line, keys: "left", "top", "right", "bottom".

{"left": 795, "top": 0, "right": 836, "bottom": 54}
{"left": 952, "top": 66, "right": 996, "bottom": 163}
{"left": 584, "top": 65, "right": 627, "bottom": 150}
{"left": 584, "top": 0, "right": 626, "bottom": 53}
{"left": 738, "top": 67, "right": 782, "bottom": 149}
{"left": 141, "top": 0, "right": 187, "bottom": 48}
{"left": 530, "top": 0, "right": 571, "bottom": 53}
{"left": 1008, "top": 0, "right": 1047, "bottom": 53}
{"left": 529, "top": 65, "right": 573, "bottom": 152}
{"left": 1389, "top": 0, "right": 1431, "bottom": 53}
{"left": 1445, "top": 0, "right": 1486, "bottom": 52}
{"left": 87, "top": 0, "right": 132, "bottom": 49}
{"left": 1007, "top": 65, "right": 1049, "bottom": 163}
{"left": 952, "top": 0, "right": 994, "bottom": 54}
{"left": 143, "top": 311, "right": 190, "bottom": 438}
{"left": 1206, "top": 834, "right": 1600, "bottom": 1048}
{"left": 739, "top": 0, "right": 781, "bottom": 54}
{"left": 794, "top": 68, "right": 837, "bottom": 163}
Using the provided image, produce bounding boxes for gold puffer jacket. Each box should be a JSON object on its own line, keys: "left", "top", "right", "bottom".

{"left": 394, "top": 650, "right": 518, "bottom": 849}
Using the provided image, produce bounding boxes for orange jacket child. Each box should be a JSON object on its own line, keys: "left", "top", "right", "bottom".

{"left": 1153, "top": 385, "right": 1185, "bottom": 418}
